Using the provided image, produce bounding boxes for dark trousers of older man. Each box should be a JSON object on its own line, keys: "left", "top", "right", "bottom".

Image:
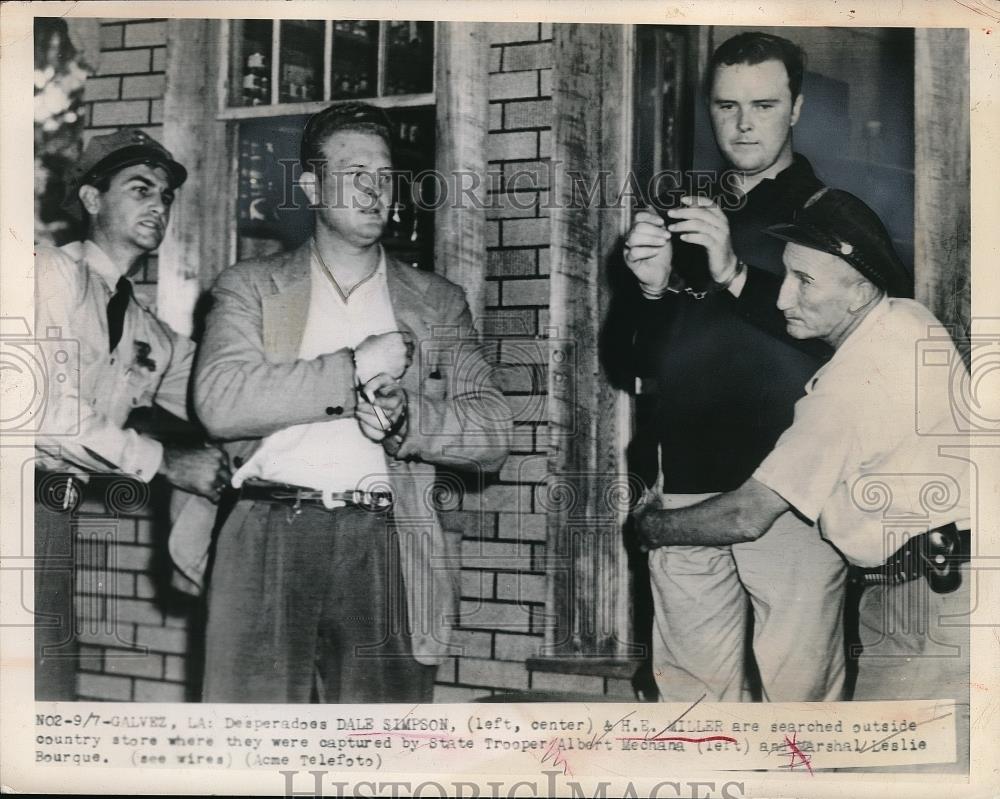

{"left": 35, "top": 497, "right": 78, "bottom": 700}
{"left": 202, "top": 500, "right": 435, "bottom": 703}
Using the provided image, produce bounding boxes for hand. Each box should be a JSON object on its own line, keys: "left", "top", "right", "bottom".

{"left": 630, "top": 487, "right": 665, "bottom": 552}
{"left": 159, "top": 444, "right": 231, "bottom": 502}
{"left": 356, "top": 373, "right": 408, "bottom": 443}
{"left": 354, "top": 331, "right": 412, "bottom": 383}
{"left": 623, "top": 210, "right": 673, "bottom": 296}
{"left": 665, "top": 196, "right": 740, "bottom": 285}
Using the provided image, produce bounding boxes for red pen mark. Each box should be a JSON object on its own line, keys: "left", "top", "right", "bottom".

{"left": 782, "top": 732, "right": 813, "bottom": 775}
{"left": 618, "top": 735, "right": 737, "bottom": 745}
{"left": 540, "top": 736, "right": 573, "bottom": 777}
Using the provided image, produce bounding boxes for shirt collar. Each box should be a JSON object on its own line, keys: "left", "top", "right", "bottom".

{"left": 836, "top": 294, "right": 891, "bottom": 356}
{"left": 81, "top": 240, "right": 128, "bottom": 291}
{"left": 732, "top": 153, "right": 816, "bottom": 202}
{"left": 806, "top": 296, "right": 891, "bottom": 391}
{"left": 311, "top": 244, "right": 386, "bottom": 303}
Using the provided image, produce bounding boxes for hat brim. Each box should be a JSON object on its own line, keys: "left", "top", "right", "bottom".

{"left": 764, "top": 221, "right": 840, "bottom": 257}
{"left": 61, "top": 146, "right": 188, "bottom": 218}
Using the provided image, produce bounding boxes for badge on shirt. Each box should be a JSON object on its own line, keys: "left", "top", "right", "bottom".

{"left": 133, "top": 340, "right": 157, "bottom": 372}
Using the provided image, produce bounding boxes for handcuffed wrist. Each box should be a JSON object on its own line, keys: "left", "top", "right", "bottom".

{"left": 717, "top": 259, "right": 746, "bottom": 289}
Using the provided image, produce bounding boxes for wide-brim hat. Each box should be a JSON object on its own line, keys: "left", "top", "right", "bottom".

{"left": 766, "top": 188, "right": 912, "bottom": 297}
{"left": 62, "top": 128, "right": 187, "bottom": 219}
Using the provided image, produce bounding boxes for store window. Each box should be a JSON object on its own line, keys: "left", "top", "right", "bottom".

{"left": 226, "top": 19, "right": 434, "bottom": 109}
{"left": 222, "top": 20, "right": 436, "bottom": 266}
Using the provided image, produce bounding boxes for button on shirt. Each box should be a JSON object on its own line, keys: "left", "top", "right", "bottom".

{"left": 34, "top": 240, "right": 195, "bottom": 481}
{"left": 753, "top": 298, "right": 971, "bottom": 567}
{"left": 231, "top": 250, "right": 396, "bottom": 497}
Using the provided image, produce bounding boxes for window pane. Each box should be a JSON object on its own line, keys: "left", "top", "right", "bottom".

{"left": 330, "top": 20, "right": 379, "bottom": 100}
{"left": 384, "top": 21, "right": 434, "bottom": 96}
{"left": 231, "top": 19, "right": 273, "bottom": 107}
{"left": 279, "top": 20, "right": 324, "bottom": 103}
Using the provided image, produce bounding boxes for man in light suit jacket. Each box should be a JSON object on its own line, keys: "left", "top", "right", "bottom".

{"left": 194, "top": 103, "right": 511, "bottom": 703}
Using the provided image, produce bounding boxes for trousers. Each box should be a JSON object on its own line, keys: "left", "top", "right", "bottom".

{"left": 202, "top": 499, "right": 435, "bottom": 703}
{"left": 849, "top": 566, "right": 971, "bottom": 773}
{"left": 648, "top": 494, "right": 847, "bottom": 702}
{"left": 35, "top": 499, "right": 78, "bottom": 700}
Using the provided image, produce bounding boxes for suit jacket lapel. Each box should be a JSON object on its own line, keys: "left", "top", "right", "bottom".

{"left": 386, "top": 253, "right": 432, "bottom": 334}
{"left": 262, "top": 242, "right": 312, "bottom": 361}
{"left": 263, "top": 245, "right": 429, "bottom": 362}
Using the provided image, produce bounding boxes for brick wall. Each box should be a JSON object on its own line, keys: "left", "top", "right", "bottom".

{"left": 73, "top": 482, "right": 199, "bottom": 703}
{"left": 431, "top": 23, "right": 556, "bottom": 702}
{"left": 70, "top": 20, "right": 606, "bottom": 703}
{"left": 80, "top": 18, "right": 167, "bottom": 305}
{"left": 72, "top": 19, "right": 190, "bottom": 703}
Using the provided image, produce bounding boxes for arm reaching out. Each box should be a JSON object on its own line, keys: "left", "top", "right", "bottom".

{"left": 634, "top": 477, "right": 791, "bottom": 550}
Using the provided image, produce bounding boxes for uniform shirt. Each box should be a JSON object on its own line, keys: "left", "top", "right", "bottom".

{"left": 753, "top": 298, "right": 971, "bottom": 567}
{"left": 231, "top": 249, "right": 395, "bottom": 497}
{"left": 603, "top": 154, "right": 830, "bottom": 492}
{"left": 34, "top": 240, "right": 194, "bottom": 481}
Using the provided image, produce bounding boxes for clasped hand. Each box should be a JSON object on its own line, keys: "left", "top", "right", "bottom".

{"left": 624, "top": 196, "right": 741, "bottom": 293}
{"left": 356, "top": 373, "right": 408, "bottom": 443}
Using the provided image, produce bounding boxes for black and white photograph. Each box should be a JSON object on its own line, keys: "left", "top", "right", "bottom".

{"left": 2, "top": 1, "right": 998, "bottom": 796}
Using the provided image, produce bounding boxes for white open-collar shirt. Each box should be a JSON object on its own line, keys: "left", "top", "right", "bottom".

{"left": 754, "top": 297, "right": 972, "bottom": 567}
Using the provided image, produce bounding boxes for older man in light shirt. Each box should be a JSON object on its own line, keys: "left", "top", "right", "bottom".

{"left": 634, "top": 188, "right": 972, "bottom": 771}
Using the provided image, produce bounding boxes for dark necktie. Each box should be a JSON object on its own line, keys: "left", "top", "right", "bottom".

{"left": 107, "top": 276, "right": 133, "bottom": 353}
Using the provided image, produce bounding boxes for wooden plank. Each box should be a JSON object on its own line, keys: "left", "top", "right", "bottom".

{"left": 433, "top": 22, "right": 489, "bottom": 325}
{"left": 159, "top": 19, "right": 233, "bottom": 336}
{"left": 547, "top": 23, "right": 634, "bottom": 658}
{"left": 914, "top": 29, "right": 971, "bottom": 351}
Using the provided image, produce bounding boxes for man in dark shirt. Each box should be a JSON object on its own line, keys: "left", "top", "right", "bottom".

{"left": 606, "top": 32, "right": 847, "bottom": 702}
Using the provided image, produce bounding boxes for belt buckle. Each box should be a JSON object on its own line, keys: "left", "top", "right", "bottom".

{"left": 282, "top": 490, "right": 303, "bottom": 524}
{"left": 352, "top": 490, "right": 392, "bottom": 513}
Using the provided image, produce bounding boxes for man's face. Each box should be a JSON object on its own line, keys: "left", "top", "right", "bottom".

{"left": 709, "top": 59, "right": 803, "bottom": 177}
{"left": 777, "top": 242, "right": 863, "bottom": 345}
{"left": 85, "top": 163, "right": 174, "bottom": 254}
{"left": 310, "top": 129, "right": 392, "bottom": 248}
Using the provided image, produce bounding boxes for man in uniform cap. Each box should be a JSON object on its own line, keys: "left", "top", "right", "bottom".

{"left": 634, "top": 188, "right": 972, "bottom": 770}
{"left": 34, "top": 128, "right": 229, "bottom": 699}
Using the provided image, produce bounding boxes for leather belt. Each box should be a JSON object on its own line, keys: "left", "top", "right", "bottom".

{"left": 238, "top": 481, "right": 393, "bottom": 512}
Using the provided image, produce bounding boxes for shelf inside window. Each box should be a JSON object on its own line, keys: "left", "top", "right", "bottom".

{"left": 330, "top": 21, "right": 379, "bottom": 100}
{"left": 384, "top": 21, "right": 434, "bottom": 96}
{"left": 229, "top": 19, "right": 274, "bottom": 108}
{"left": 223, "top": 19, "right": 436, "bottom": 117}
{"left": 279, "top": 20, "right": 324, "bottom": 104}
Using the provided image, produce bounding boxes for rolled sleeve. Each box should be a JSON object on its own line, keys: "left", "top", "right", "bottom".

{"left": 752, "top": 384, "right": 859, "bottom": 523}
{"left": 128, "top": 435, "right": 165, "bottom": 482}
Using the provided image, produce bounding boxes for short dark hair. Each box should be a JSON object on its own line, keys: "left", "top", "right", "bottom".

{"left": 300, "top": 102, "right": 394, "bottom": 172}
{"left": 704, "top": 32, "right": 806, "bottom": 101}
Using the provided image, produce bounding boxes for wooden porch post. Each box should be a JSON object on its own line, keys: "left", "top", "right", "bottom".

{"left": 159, "top": 19, "right": 233, "bottom": 337}
{"left": 543, "top": 23, "right": 637, "bottom": 662}
{"left": 914, "top": 29, "right": 971, "bottom": 352}
{"left": 434, "top": 22, "right": 490, "bottom": 325}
